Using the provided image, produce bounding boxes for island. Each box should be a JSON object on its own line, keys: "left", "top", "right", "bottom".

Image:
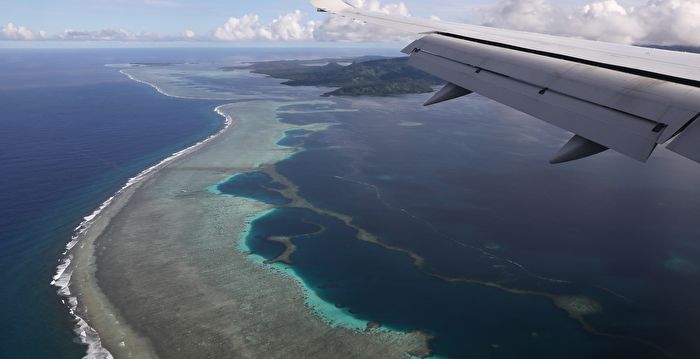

{"left": 230, "top": 57, "right": 444, "bottom": 97}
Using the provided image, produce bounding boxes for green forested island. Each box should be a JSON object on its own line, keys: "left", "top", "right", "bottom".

{"left": 233, "top": 57, "right": 444, "bottom": 97}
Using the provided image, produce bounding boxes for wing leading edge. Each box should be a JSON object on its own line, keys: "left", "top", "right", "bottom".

{"left": 311, "top": 0, "right": 700, "bottom": 165}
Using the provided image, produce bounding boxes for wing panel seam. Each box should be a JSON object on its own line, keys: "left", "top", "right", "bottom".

{"left": 417, "top": 48, "right": 659, "bottom": 126}
{"left": 434, "top": 32, "right": 700, "bottom": 89}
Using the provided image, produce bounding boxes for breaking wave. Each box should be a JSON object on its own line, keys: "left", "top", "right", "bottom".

{"left": 52, "top": 105, "right": 234, "bottom": 358}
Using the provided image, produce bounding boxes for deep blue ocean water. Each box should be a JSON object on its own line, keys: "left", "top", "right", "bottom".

{"left": 217, "top": 172, "right": 291, "bottom": 205}
{"left": 0, "top": 49, "right": 227, "bottom": 358}
{"left": 232, "top": 97, "right": 700, "bottom": 358}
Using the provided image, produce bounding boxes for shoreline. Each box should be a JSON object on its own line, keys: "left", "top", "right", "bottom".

{"left": 118, "top": 68, "right": 193, "bottom": 100}
{"left": 56, "top": 62, "right": 634, "bottom": 359}
{"left": 61, "top": 65, "right": 430, "bottom": 357}
{"left": 37, "top": 55, "right": 698, "bottom": 359}
{"left": 53, "top": 104, "right": 235, "bottom": 359}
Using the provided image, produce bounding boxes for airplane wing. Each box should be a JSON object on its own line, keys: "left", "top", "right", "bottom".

{"left": 311, "top": 0, "right": 700, "bottom": 164}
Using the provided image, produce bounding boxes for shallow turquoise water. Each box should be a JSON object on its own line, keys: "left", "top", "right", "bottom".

{"left": 215, "top": 172, "right": 290, "bottom": 205}
{"left": 222, "top": 94, "right": 700, "bottom": 358}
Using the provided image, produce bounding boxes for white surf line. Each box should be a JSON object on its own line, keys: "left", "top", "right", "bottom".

{"left": 332, "top": 175, "right": 390, "bottom": 208}
{"left": 118, "top": 68, "right": 298, "bottom": 102}
{"left": 119, "top": 69, "right": 195, "bottom": 100}
{"left": 595, "top": 286, "right": 635, "bottom": 304}
{"left": 52, "top": 97, "right": 234, "bottom": 359}
{"left": 332, "top": 175, "right": 571, "bottom": 285}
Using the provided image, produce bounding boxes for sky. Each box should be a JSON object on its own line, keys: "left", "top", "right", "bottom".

{"left": 1, "top": 0, "right": 699, "bottom": 46}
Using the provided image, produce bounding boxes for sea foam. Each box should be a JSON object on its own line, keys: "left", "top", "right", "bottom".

{"left": 118, "top": 69, "right": 184, "bottom": 99}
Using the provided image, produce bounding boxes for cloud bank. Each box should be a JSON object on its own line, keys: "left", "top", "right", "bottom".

{"left": 1, "top": 0, "right": 416, "bottom": 43}
{"left": 212, "top": 0, "right": 414, "bottom": 42}
{"left": 477, "top": 0, "right": 700, "bottom": 46}
{"left": 312, "top": 0, "right": 414, "bottom": 42}
{"left": 2, "top": 0, "right": 700, "bottom": 46}
{"left": 1, "top": 23, "right": 44, "bottom": 40}
{"left": 57, "top": 28, "right": 166, "bottom": 41}
{"left": 213, "top": 11, "right": 317, "bottom": 41}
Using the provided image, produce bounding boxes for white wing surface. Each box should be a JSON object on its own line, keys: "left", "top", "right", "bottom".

{"left": 311, "top": 0, "right": 700, "bottom": 164}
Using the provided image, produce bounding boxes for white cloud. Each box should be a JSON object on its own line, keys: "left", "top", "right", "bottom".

{"left": 215, "top": 14, "right": 277, "bottom": 41}
{"left": 1, "top": 23, "right": 39, "bottom": 40}
{"left": 269, "top": 11, "right": 317, "bottom": 41}
{"left": 477, "top": 0, "right": 563, "bottom": 33}
{"left": 477, "top": 0, "right": 700, "bottom": 46}
{"left": 213, "top": 11, "right": 317, "bottom": 41}
{"left": 211, "top": 0, "right": 699, "bottom": 45}
{"left": 56, "top": 28, "right": 175, "bottom": 41}
{"left": 313, "top": 0, "right": 415, "bottom": 42}
{"left": 3, "top": 0, "right": 699, "bottom": 46}
{"left": 2, "top": 22, "right": 180, "bottom": 42}
{"left": 632, "top": 0, "right": 700, "bottom": 46}
{"left": 212, "top": 0, "right": 414, "bottom": 42}
{"left": 183, "top": 29, "right": 196, "bottom": 39}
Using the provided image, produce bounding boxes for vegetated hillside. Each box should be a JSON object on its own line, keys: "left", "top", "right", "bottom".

{"left": 244, "top": 57, "right": 444, "bottom": 97}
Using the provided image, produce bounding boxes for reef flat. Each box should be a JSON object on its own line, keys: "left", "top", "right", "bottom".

{"left": 64, "top": 57, "right": 700, "bottom": 359}
{"left": 70, "top": 99, "right": 431, "bottom": 359}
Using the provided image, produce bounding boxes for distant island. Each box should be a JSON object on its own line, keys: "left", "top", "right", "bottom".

{"left": 229, "top": 57, "right": 444, "bottom": 97}
{"left": 226, "top": 46, "right": 700, "bottom": 97}
{"left": 644, "top": 45, "right": 700, "bottom": 54}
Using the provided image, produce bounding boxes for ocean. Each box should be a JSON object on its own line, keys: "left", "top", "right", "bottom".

{"left": 0, "top": 49, "right": 225, "bottom": 358}
{"left": 237, "top": 97, "right": 700, "bottom": 358}
{"left": 3, "top": 47, "right": 700, "bottom": 359}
